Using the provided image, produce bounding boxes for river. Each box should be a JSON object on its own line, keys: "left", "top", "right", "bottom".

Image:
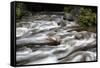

{"left": 16, "top": 12, "right": 97, "bottom": 65}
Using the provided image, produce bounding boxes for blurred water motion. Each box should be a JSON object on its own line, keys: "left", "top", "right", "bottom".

{"left": 16, "top": 12, "right": 97, "bottom": 65}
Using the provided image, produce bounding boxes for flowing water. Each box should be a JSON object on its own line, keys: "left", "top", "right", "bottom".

{"left": 16, "top": 12, "right": 97, "bottom": 65}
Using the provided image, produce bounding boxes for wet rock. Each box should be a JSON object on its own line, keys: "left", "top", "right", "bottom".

{"left": 16, "top": 27, "right": 29, "bottom": 38}
{"left": 64, "top": 13, "right": 75, "bottom": 21}
{"left": 74, "top": 33, "right": 83, "bottom": 40}
{"left": 79, "top": 31, "right": 90, "bottom": 39}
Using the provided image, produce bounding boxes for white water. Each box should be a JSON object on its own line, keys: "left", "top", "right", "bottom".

{"left": 16, "top": 12, "right": 97, "bottom": 65}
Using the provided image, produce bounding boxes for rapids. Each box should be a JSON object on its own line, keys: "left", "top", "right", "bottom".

{"left": 16, "top": 12, "right": 97, "bottom": 65}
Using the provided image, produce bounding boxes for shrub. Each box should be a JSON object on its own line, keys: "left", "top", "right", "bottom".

{"left": 78, "top": 7, "right": 96, "bottom": 27}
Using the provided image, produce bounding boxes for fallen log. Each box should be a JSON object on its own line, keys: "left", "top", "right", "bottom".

{"left": 16, "top": 35, "right": 60, "bottom": 47}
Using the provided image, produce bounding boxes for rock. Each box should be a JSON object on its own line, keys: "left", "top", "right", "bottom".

{"left": 16, "top": 27, "right": 29, "bottom": 38}
{"left": 64, "top": 13, "right": 75, "bottom": 21}
{"left": 74, "top": 33, "right": 83, "bottom": 40}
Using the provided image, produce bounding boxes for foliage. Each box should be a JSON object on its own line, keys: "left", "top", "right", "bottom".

{"left": 16, "top": 3, "right": 25, "bottom": 19}
{"left": 64, "top": 6, "right": 97, "bottom": 27}
{"left": 64, "top": 6, "right": 74, "bottom": 13}
{"left": 78, "top": 7, "right": 96, "bottom": 27}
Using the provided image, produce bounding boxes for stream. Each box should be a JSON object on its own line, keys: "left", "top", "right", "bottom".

{"left": 16, "top": 12, "right": 97, "bottom": 65}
